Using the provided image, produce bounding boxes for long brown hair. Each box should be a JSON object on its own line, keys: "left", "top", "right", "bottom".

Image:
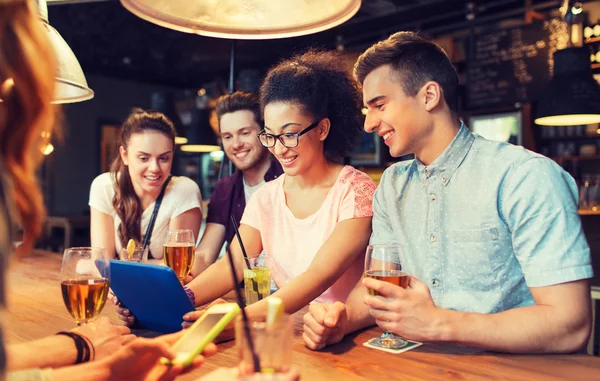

{"left": 111, "top": 108, "right": 175, "bottom": 249}
{"left": 0, "top": 0, "right": 58, "bottom": 254}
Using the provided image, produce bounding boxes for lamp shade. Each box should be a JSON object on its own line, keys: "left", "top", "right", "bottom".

{"left": 119, "top": 0, "right": 361, "bottom": 39}
{"left": 38, "top": 0, "right": 94, "bottom": 103}
{"left": 535, "top": 47, "right": 600, "bottom": 126}
{"left": 150, "top": 91, "right": 188, "bottom": 144}
{"left": 180, "top": 108, "right": 221, "bottom": 153}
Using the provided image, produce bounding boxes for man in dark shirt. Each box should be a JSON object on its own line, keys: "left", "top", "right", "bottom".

{"left": 192, "top": 91, "right": 282, "bottom": 274}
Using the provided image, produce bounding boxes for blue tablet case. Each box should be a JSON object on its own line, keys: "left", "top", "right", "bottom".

{"left": 109, "top": 260, "right": 195, "bottom": 334}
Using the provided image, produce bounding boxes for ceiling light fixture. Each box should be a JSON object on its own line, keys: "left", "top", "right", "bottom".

{"left": 38, "top": 0, "right": 94, "bottom": 103}
{"left": 180, "top": 108, "right": 220, "bottom": 153}
{"left": 119, "top": 0, "right": 361, "bottom": 39}
{"left": 535, "top": 1, "right": 600, "bottom": 126}
{"left": 534, "top": 47, "right": 600, "bottom": 126}
{"left": 150, "top": 91, "right": 188, "bottom": 144}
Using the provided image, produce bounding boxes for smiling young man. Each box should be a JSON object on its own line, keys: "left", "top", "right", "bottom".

{"left": 302, "top": 31, "right": 593, "bottom": 354}
{"left": 192, "top": 91, "right": 283, "bottom": 274}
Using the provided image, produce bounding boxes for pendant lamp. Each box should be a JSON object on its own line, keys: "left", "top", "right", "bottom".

{"left": 38, "top": 0, "right": 94, "bottom": 103}
{"left": 535, "top": 47, "right": 600, "bottom": 126}
{"left": 535, "top": 1, "right": 600, "bottom": 126}
{"left": 119, "top": 0, "right": 361, "bottom": 39}
{"left": 150, "top": 91, "right": 188, "bottom": 144}
{"left": 180, "top": 108, "right": 221, "bottom": 153}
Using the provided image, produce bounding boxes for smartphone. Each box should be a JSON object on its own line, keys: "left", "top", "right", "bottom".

{"left": 162, "top": 302, "right": 240, "bottom": 367}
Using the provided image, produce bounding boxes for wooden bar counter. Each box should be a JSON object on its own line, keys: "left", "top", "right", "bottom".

{"left": 5, "top": 251, "right": 600, "bottom": 381}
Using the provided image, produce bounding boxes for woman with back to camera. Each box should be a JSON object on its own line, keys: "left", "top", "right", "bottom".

{"left": 89, "top": 109, "right": 202, "bottom": 265}
{"left": 173, "top": 49, "right": 378, "bottom": 324}
{"left": 0, "top": 1, "right": 215, "bottom": 380}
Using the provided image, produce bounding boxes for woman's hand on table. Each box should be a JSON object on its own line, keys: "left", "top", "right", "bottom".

{"left": 72, "top": 317, "right": 135, "bottom": 360}
{"left": 93, "top": 332, "right": 217, "bottom": 381}
{"left": 303, "top": 302, "right": 348, "bottom": 350}
{"left": 181, "top": 299, "right": 235, "bottom": 342}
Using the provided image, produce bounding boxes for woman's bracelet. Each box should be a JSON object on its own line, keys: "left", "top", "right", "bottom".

{"left": 183, "top": 285, "right": 196, "bottom": 305}
{"left": 79, "top": 333, "right": 95, "bottom": 361}
{"left": 56, "top": 331, "right": 94, "bottom": 364}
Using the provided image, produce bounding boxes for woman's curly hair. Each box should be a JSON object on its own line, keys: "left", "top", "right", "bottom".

{"left": 259, "top": 50, "right": 363, "bottom": 162}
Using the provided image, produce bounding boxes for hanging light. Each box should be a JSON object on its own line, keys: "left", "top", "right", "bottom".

{"left": 535, "top": 1, "right": 600, "bottom": 126}
{"left": 38, "top": 0, "right": 94, "bottom": 103}
{"left": 180, "top": 108, "right": 221, "bottom": 153}
{"left": 119, "top": 0, "right": 361, "bottom": 39}
{"left": 150, "top": 91, "right": 188, "bottom": 144}
{"left": 535, "top": 48, "right": 600, "bottom": 126}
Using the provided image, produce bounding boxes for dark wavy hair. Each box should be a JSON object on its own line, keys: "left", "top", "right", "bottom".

{"left": 259, "top": 50, "right": 362, "bottom": 162}
{"left": 110, "top": 108, "right": 175, "bottom": 249}
{"left": 215, "top": 91, "right": 262, "bottom": 129}
{"left": 354, "top": 31, "right": 459, "bottom": 114}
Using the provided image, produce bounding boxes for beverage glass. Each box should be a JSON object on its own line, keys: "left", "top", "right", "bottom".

{"left": 243, "top": 256, "right": 271, "bottom": 305}
{"left": 118, "top": 247, "right": 148, "bottom": 262}
{"left": 236, "top": 314, "right": 293, "bottom": 376}
{"left": 163, "top": 229, "right": 195, "bottom": 283}
{"left": 60, "top": 247, "right": 110, "bottom": 326}
{"left": 364, "top": 244, "right": 408, "bottom": 349}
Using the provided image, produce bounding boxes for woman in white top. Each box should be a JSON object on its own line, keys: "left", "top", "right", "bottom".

{"left": 89, "top": 109, "right": 202, "bottom": 261}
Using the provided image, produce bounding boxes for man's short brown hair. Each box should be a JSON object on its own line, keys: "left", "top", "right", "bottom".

{"left": 354, "top": 31, "right": 459, "bottom": 113}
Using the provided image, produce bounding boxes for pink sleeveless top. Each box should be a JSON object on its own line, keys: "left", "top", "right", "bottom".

{"left": 241, "top": 166, "right": 377, "bottom": 303}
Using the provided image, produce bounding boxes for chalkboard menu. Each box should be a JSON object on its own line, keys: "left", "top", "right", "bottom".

{"left": 466, "top": 19, "right": 568, "bottom": 109}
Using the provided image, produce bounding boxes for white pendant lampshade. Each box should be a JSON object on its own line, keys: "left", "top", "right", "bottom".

{"left": 38, "top": 0, "right": 94, "bottom": 103}
{"left": 119, "top": 0, "right": 361, "bottom": 39}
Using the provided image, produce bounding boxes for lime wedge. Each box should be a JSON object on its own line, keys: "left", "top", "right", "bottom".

{"left": 266, "top": 296, "right": 284, "bottom": 328}
{"left": 244, "top": 269, "right": 257, "bottom": 278}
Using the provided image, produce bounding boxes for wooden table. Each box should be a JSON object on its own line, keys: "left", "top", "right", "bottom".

{"left": 6, "top": 251, "right": 600, "bottom": 381}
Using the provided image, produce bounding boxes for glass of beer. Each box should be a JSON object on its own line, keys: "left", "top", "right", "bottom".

{"left": 60, "top": 247, "right": 110, "bottom": 326}
{"left": 243, "top": 256, "right": 271, "bottom": 305}
{"left": 364, "top": 244, "right": 408, "bottom": 349}
{"left": 163, "top": 229, "right": 195, "bottom": 284}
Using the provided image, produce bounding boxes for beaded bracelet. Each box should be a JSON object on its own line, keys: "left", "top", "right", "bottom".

{"left": 183, "top": 285, "right": 196, "bottom": 305}
{"left": 56, "top": 331, "right": 93, "bottom": 364}
{"left": 79, "top": 333, "right": 95, "bottom": 361}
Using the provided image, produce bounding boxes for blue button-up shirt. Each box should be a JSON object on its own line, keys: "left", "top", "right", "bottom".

{"left": 371, "top": 123, "right": 593, "bottom": 313}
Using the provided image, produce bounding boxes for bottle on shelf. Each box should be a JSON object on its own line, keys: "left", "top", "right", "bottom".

{"left": 590, "top": 175, "right": 600, "bottom": 210}
{"left": 579, "top": 174, "right": 591, "bottom": 210}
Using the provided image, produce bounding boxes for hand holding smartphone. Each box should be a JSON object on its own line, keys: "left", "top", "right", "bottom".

{"left": 161, "top": 302, "right": 240, "bottom": 367}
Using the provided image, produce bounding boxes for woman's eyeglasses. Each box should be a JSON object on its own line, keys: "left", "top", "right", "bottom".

{"left": 257, "top": 120, "right": 320, "bottom": 148}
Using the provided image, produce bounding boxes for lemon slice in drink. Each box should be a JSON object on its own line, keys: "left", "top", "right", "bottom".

{"left": 126, "top": 239, "right": 136, "bottom": 259}
{"left": 266, "top": 296, "right": 284, "bottom": 328}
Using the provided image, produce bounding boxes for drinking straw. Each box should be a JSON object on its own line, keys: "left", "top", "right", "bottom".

{"left": 231, "top": 216, "right": 260, "bottom": 296}
{"left": 226, "top": 228, "right": 260, "bottom": 373}
{"left": 231, "top": 216, "right": 253, "bottom": 270}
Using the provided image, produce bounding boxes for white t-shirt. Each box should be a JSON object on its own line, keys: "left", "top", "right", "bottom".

{"left": 243, "top": 178, "right": 265, "bottom": 204}
{"left": 88, "top": 173, "right": 201, "bottom": 259}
